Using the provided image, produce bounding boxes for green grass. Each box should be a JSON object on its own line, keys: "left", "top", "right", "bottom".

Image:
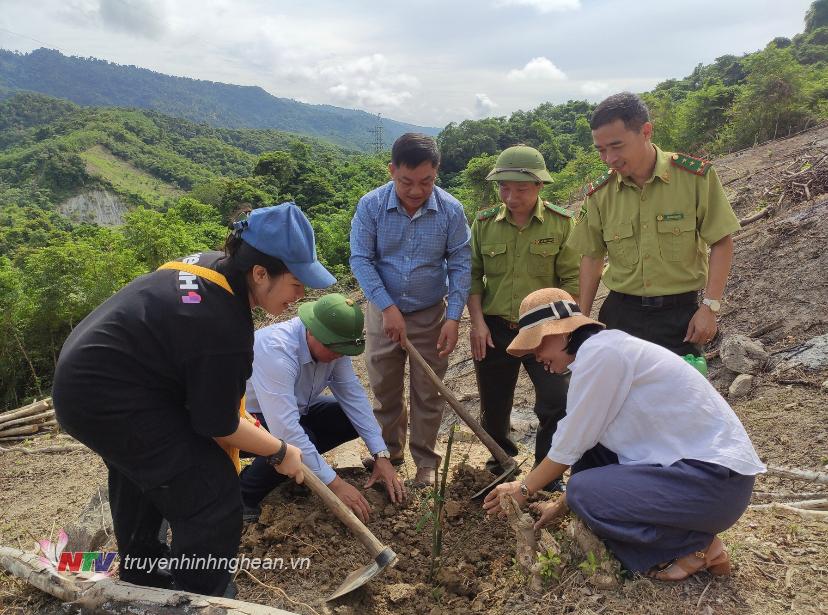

{"left": 80, "top": 145, "right": 182, "bottom": 207}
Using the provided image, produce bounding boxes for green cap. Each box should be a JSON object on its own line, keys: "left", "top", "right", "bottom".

{"left": 485, "top": 145, "right": 553, "bottom": 183}
{"left": 298, "top": 293, "right": 366, "bottom": 356}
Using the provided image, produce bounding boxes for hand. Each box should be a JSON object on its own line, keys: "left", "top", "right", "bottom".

{"left": 469, "top": 320, "right": 494, "bottom": 361}
{"left": 364, "top": 457, "right": 407, "bottom": 505}
{"left": 329, "top": 476, "right": 372, "bottom": 523}
{"left": 481, "top": 480, "right": 526, "bottom": 516}
{"left": 273, "top": 443, "right": 304, "bottom": 485}
{"left": 684, "top": 305, "right": 718, "bottom": 345}
{"left": 437, "top": 319, "right": 460, "bottom": 358}
{"left": 382, "top": 305, "right": 407, "bottom": 346}
{"left": 529, "top": 495, "right": 568, "bottom": 530}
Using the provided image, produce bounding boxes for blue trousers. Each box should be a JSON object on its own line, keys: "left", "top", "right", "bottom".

{"left": 239, "top": 397, "right": 358, "bottom": 509}
{"left": 566, "top": 444, "right": 755, "bottom": 573}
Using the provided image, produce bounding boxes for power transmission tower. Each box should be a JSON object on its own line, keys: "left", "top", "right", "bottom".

{"left": 368, "top": 113, "right": 385, "bottom": 154}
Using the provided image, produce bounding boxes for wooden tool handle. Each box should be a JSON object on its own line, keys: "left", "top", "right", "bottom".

{"left": 405, "top": 342, "right": 514, "bottom": 468}
{"left": 300, "top": 463, "right": 386, "bottom": 558}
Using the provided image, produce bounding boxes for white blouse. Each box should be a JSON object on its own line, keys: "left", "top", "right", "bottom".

{"left": 547, "top": 329, "right": 766, "bottom": 476}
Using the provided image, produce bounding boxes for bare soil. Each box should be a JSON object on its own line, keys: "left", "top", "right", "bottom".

{"left": 2, "top": 126, "right": 828, "bottom": 614}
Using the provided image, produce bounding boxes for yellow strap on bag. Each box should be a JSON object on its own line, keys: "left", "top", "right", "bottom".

{"left": 158, "top": 260, "right": 244, "bottom": 473}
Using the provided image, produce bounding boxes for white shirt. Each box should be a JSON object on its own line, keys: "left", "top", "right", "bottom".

{"left": 547, "top": 329, "right": 766, "bottom": 476}
{"left": 246, "top": 318, "right": 388, "bottom": 484}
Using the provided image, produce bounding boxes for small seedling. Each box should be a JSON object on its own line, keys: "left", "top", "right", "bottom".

{"left": 578, "top": 551, "right": 600, "bottom": 576}
{"left": 536, "top": 548, "right": 562, "bottom": 581}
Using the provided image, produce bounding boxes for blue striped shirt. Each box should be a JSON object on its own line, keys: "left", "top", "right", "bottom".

{"left": 349, "top": 181, "right": 471, "bottom": 320}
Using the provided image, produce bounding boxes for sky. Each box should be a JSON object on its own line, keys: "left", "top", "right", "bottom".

{"left": 0, "top": 0, "right": 814, "bottom": 129}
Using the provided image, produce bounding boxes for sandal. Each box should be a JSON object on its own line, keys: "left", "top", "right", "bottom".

{"left": 648, "top": 537, "right": 731, "bottom": 581}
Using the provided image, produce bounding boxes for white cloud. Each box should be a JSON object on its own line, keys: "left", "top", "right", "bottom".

{"left": 98, "top": 0, "right": 168, "bottom": 40}
{"left": 315, "top": 53, "right": 419, "bottom": 110}
{"left": 492, "top": 0, "right": 580, "bottom": 13}
{"left": 580, "top": 80, "right": 609, "bottom": 96}
{"left": 474, "top": 93, "right": 498, "bottom": 117}
{"left": 507, "top": 57, "right": 567, "bottom": 81}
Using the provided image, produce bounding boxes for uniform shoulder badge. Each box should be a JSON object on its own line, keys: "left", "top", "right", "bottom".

{"left": 476, "top": 205, "right": 499, "bottom": 221}
{"left": 585, "top": 169, "right": 615, "bottom": 196}
{"left": 544, "top": 202, "right": 573, "bottom": 218}
{"left": 670, "top": 152, "right": 712, "bottom": 176}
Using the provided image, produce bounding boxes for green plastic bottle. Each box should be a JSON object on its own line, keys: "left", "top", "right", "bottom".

{"left": 682, "top": 354, "right": 708, "bottom": 376}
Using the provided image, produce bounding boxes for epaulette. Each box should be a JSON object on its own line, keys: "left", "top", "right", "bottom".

{"left": 585, "top": 169, "right": 615, "bottom": 196}
{"left": 670, "top": 152, "right": 712, "bottom": 176}
{"left": 476, "top": 206, "right": 499, "bottom": 221}
{"left": 544, "top": 202, "right": 573, "bottom": 218}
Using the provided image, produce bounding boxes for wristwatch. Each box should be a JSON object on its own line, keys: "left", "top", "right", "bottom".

{"left": 267, "top": 438, "right": 287, "bottom": 467}
{"left": 519, "top": 481, "right": 530, "bottom": 498}
{"left": 372, "top": 449, "right": 391, "bottom": 461}
{"left": 702, "top": 297, "right": 721, "bottom": 313}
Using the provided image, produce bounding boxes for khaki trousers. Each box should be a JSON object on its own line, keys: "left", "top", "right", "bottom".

{"left": 364, "top": 301, "right": 448, "bottom": 470}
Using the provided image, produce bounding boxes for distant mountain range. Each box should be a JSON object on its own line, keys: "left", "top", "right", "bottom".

{"left": 0, "top": 48, "right": 438, "bottom": 151}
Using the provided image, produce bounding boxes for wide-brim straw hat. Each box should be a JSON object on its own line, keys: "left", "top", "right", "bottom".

{"left": 506, "top": 288, "right": 604, "bottom": 357}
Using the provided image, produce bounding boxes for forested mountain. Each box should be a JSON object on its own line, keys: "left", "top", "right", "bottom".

{"left": 1, "top": 1, "right": 827, "bottom": 409}
{"left": 0, "top": 48, "right": 437, "bottom": 151}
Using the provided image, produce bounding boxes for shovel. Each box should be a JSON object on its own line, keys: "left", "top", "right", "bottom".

{"left": 405, "top": 343, "right": 524, "bottom": 500}
{"left": 300, "top": 463, "right": 397, "bottom": 601}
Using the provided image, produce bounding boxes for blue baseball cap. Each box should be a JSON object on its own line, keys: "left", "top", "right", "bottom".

{"left": 236, "top": 202, "right": 335, "bottom": 289}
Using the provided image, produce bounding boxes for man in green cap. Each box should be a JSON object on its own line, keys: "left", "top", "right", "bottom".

{"left": 240, "top": 293, "right": 405, "bottom": 524}
{"left": 567, "top": 92, "right": 740, "bottom": 356}
{"left": 469, "top": 145, "right": 580, "bottom": 489}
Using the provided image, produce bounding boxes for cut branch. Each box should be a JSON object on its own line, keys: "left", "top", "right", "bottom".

{"left": 0, "top": 424, "right": 39, "bottom": 438}
{"left": 0, "top": 409, "right": 55, "bottom": 430}
{"left": 0, "top": 398, "right": 52, "bottom": 426}
{"left": 0, "top": 545, "right": 299, "bottom": 614}
{"left": 766, "top": 465, "right": 828, "bottom": 484}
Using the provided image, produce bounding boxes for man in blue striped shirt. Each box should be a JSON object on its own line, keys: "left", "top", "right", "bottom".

{"left": 350, "top": 133, "right": 471, "bottom": 486}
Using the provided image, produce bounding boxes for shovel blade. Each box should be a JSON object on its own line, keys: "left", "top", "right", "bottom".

{"left": 471, "top": 458, "right": 527, "bottom": 500}
{"left": 326, "top": 547, "right": 397, "bottom": 601}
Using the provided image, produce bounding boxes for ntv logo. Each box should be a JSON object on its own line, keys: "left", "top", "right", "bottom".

{"left": 37, "top": 529, "right": 116, "bottom": 581}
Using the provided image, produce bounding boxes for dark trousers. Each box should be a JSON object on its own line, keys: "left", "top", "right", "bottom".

{"left": 599, "top": 291, "right": 702, "bottom": 357}
{"left": 475, "top": 315, "right": 569, "bottom": 467}
{"left": 239, "top": 397, "right": 358, "bottom": 509}
{"left": 567, "top": 444, "right": 755, "bottom": 573}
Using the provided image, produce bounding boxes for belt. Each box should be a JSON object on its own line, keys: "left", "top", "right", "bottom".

{"left": 487, "top": 315, "right": 520, "bottom": 330}
{"left": 610, "top": 290, "right": 698, "bottom": 308}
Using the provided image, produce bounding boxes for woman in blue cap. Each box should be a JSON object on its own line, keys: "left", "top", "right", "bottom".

{"left": 53, "top": 203, "right": 335, "bottom": 597}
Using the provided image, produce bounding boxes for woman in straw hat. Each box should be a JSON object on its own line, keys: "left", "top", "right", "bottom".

{"left": 482, "top": 288, "right": 765, "bottom": 581}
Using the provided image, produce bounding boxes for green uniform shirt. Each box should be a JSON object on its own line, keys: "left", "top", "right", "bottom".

{"left": 567, "top": 145, "right": 740, "bottom": 296}
{"left": 470, "top": 197, "right": 580, "bottom": 322}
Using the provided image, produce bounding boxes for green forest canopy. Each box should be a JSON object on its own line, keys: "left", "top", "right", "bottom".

{"left": 0, "top": 1, "right": 826, "bottom": 408}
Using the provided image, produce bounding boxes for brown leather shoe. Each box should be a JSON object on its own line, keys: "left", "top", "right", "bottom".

{"left": 648, "top": 537, "right": 731, "bottom": 581}
{"left": 410, "top": 467, "right": 436, "bottom": 488}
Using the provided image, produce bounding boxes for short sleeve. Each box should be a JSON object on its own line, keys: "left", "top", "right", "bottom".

{"left": 697, "top": 167, "right": 741, "bottom": 245}
{"left": 566, "top": 197, "right": 607, "bottom": 258}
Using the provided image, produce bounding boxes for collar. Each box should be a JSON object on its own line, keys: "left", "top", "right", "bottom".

{"left": 297, "top": 322, "right": 314, "bottom": 366}
{"left": 386, "top": 182, "right": 439, "bottom": 214}
{"left": 494, "top": 197, "right": 545, "bottom": 224}
{"left": 615, "top": 144, "right": 672, "bottom": 191}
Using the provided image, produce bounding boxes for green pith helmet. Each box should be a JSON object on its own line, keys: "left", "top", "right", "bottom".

{"left": 485, "top": 145, "right": 553, "bottom": 183}
{"left": 298, "top": 293, "right": 365, "bottom": 356}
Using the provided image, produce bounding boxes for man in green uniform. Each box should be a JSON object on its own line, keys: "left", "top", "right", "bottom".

{"left": 568, "top": 92, "right": 740, "bottom": 356}
{"left": 468, "top": 145, "right": 580, "bottom": 488}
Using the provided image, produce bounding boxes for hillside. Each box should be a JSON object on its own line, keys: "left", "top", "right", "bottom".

{"left": 0, "top": 48, "right": 438, "bottom": 151}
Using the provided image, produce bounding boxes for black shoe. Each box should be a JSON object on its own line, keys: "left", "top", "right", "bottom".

{"left": 242, "top": 504, "right": 261, "bottom": 523}
{"left": 361, "top": 455, "right": 405, "bottom": 471}
{"left": 223, "top": 580, "right": 238, "bottom": 599}
{"left": 539, "top": 478, "right": 566, "bottom": 493}
{"left": 485, "top": 456, "right": 517, "bottom": 476}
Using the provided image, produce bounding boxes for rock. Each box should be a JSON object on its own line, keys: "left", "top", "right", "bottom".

{"left": 453, "top": 428, "right": 476, "bottom": 443}
{"left": 728, "top": 374, "right": 754, "bottom": 399}
{"left": 720, "top": 334, "right": 769, "bottom": 375}
{"left": 779, "top": 334, "right": 828, "bottom": 371}
{"left": 386, "top": 582, "right": 416, "bottom": 604}
{"left": 443, "top": 500, "right": 463, "bottom": 518}
{"left": 822, "top": 379, "right": 828, "bottom": 391}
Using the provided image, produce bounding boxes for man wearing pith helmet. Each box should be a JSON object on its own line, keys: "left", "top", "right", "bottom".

{"left": 468, "top": 144, "right": 579, "bottom": 490}
{"left": 240, "top": 293, "right": 405, "bottom": 525}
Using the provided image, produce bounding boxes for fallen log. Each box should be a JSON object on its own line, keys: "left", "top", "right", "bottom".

{"left": 0, "top": 409, "right": 55, "bottom": 430}
{"left": 749, "top": 500, "right": 828, "bottom": 521}
{"left": 0, "top": 398, "right": 52, "bottom": 426}
{"left": 767, "top": 465, "right": 828, "bottom": 485}
{"left": 0, "top": 424, "right": 39, "bottom": 438}
{"left": 0, "top": 444, "right": 87, "bottom": 454}
{"left": 0, "top": 545, "right": 299, "bottom": 614}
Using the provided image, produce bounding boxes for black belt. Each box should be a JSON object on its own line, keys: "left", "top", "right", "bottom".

{"left": 610, "top": 290, "right": 698, "bottom": 308}
{"left": 486, "top": 315, "right": 520, "bottom": 330}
